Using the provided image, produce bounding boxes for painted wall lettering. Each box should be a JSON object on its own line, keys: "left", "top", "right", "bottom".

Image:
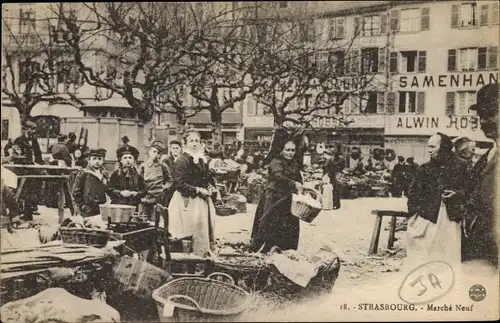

{"left": 399, "top": 73, "right": 498, "bottom": 88}
{"left": 396, "top": 116, "right": 479, "bottom": 130}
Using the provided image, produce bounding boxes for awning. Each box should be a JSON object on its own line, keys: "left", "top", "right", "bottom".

{"left": 30, "top": 102, "right": 83, "bottom": 118}
{"left": 84, "top": 97, "right": 132, "bottom": 109}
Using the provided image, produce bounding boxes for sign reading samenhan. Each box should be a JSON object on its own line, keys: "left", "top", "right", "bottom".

{"left": 398, "top": 72, "right": 498, "bottom": 89}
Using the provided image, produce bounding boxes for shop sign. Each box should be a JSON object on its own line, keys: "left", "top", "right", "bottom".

{"left": 386, "top": 115, "right": 482, "bottom": 137}
{"left": 398, "top": 72, "right": 498, "bottom": 89}
{"left": 311, "top": 115, "right": 384, "bottom": 128}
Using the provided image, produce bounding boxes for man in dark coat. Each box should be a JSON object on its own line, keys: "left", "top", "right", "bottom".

{"left": 12, "top": 120, "right": 43, "bottom": 220}
{"left": 391, "top": 156, "right": 407, "bottom": 197}
{"left": 52, "top": 134, "right": 72, "bottom": 167}
{"left": 66, "top": 132, "right": 77, "bottom": 155}
{"left": 323, "top": 150, "right": 342, "bottom": 209}
{"left": 407, "top": 133, "right": 468, "bottom": 226}
{"left": 462, "top": 83, "right": 499, "bottom": 268}
{"left": 72, "top": 148, "right": 108, "bottom": 217}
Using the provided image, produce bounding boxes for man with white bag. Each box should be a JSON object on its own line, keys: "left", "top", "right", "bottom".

{"left": 405, "top": 133, "right": 468, "bottom": 266}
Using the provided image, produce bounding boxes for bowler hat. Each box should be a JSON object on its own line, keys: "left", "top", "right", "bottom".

{"left": 469, "top": 83, "right": 499, "bottom": 116}
{"left": 22, "top": 120, "right": 37, "bottom": 130}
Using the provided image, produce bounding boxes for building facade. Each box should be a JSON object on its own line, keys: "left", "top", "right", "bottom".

{"left": 2, "top": 1, "right": 498, "bottom": 165}
{"left": 243, "top": 0, "right": 499, "bottom": 165}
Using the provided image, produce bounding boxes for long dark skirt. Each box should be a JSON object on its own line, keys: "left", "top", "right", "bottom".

{"left": 250, "top": 189, "right": 300, "bottom": 253}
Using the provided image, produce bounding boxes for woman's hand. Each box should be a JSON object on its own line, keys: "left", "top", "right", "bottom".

{"left": 295, "top": 181, "right": 303, "bottom": 192}
{"left": 197, "top": 187, "right": 211, "bottom": 197}
{"left": 120, "top": 190, "right": 131, "bottom": 198}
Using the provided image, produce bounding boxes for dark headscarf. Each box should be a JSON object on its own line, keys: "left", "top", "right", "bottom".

{"left": 263, "top": 128, "right": 305, "bottom": 167}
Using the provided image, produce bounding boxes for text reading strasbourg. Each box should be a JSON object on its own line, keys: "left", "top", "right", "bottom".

{"left": 358, "top": 303, "right": 417, "bottom": 311}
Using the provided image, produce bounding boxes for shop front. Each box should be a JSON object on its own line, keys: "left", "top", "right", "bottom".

{"left": 384, "top": 114, "right": 491, "bottom": 165}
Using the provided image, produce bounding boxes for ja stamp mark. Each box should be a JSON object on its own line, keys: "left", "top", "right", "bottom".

{"left": 398, "top": 261, "right": 455, "bottom": 305}
{"left": 469, "top": 284, "right": 486, "bottom": 302}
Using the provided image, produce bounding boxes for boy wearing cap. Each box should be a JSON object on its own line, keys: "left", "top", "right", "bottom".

{"left": 72, "top": 148, "right": 109, "bottom": 217}
{"left": 138, "top": 141, "right": 173, "bottom": 219}
{"left": 108, "top": 145, "right": 146, "bottom": 208}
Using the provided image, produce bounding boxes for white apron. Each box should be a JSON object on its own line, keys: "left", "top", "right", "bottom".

{"left": 404, "top": 202, "right": 461, "bottom": 270}
{"left": 168, "top": 191, "right": 216, "bottom": 256}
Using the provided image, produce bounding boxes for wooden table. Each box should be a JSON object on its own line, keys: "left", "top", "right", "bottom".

{"left": 3, "top": 165, "right": 80, "bottom": 224}
{"left": 368, "top": 209, "right": 412, "bottom": 255}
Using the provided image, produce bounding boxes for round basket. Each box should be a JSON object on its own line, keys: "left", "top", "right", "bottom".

{"left": 152, "top": 273, "right": 250, "bottom": 322}
{"left": 291, "top": 188, "right": 323, "bottom": 223}
{"left": 100, "top": 204, "right": 136, "bottom": 223}
{"left": 211, "top": 256, "right": 270, "bottom": 291}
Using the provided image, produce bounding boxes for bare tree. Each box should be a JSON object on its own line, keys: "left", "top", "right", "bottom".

{"left": 1, "top": 8, "right": 84, "bottom": 126}
{"left": 54, "top": 2, "right": 215, "bottom": 143}
{"left": 249, "top": 5, "right": 388, "bottom": 131}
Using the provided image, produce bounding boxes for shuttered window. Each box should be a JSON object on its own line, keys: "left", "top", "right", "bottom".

{"left": 390, "top": 10, "right": 400, "bottom": 31}
{"left": 386, "top": 92, "right": 396, "bottom": 114}
{"left": 480, "top": 4, "right": 489, "bottom": 25}
{"left": 445, "top": 92, "right": 455, "bottom": 116}
{"left": 447, "top": 49, "right": 457, "bottom": 71}
{"left": 417, "top": 51, "right": 426, "bottom": 72}
{"left": 421, "top": 7, "right": 430, "bottom": 30}
{"left": 478, "top": 47, "right": 488, "bottom": 70}
{"left": 488, "top": 46, "right": 498, "bottom": 69}
{"left": 389, "top": 52, "right": 398, "bottom": 73}
{"left": 416, "top": 92, "right": 425, "bottom": 114}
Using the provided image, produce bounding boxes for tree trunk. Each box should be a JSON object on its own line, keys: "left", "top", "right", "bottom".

{"left": 176, "top": 113, "right": 187, "bottom": 140}
{"left": 143, "top": 120, "right": 156, "bottom": 150}
{"left": 210, "top": 110, "right": 223, "bottom": 150}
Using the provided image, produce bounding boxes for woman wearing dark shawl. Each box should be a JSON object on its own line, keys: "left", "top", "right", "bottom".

{"left": 250, "top": 128, "right": 305, "bottom": 253}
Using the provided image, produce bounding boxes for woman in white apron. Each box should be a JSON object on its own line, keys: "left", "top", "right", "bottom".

{"left": 168, "top": 130, "right": 217, "bottom": 256}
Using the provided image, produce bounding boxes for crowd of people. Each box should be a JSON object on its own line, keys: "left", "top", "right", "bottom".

{"left": 1, "top": 84, "right": 498, "bottom": 270}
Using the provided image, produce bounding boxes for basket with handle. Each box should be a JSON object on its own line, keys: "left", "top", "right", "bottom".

{"left": 152, "top": 272, "right": 250, "bottom": 322}
{"left": 291, "top": 188, "right": 323, "bottom": 223}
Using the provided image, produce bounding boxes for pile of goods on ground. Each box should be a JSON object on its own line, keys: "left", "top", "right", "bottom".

{"left": 239, "top": 170, "right": 267, "bottom": 203}
{"left": 337, "top": 169, "right": 392, "bottom": 199}
{"left": 210, "top": 241, "right": 340, "bottom": 302}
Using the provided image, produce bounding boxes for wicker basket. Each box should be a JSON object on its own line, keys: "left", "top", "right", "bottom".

{"left": 291, "top": 188, "right": 323, "bottom": 223}
{"left": 211, "top": 256, "right": 270, "bottom": 292}
{"left": 59, "top": 227, "right": 112, "bottom": 247}
{"left": 112, "top": 256, "right": 171, "bottom": 299}
{"left": 153, "top": 273, "right": 250, "bottom": 322}
{"left": 100, "top": 204, "right": 136, "bottom": 223}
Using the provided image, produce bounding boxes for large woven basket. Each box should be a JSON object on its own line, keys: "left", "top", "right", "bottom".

{"left": 153, "top": 273, "right": 249, "bottom": 322}
{"left": 211, "top": 255, "right": 271, "bottom": 291}
{"left": 291, "top": 188, "right": 323, "bottom": 223}
{"left": 59, "top": 227, "right": 112, "bottom": 247}
{"left": 100, "top": 204, "right": 136, "bottom": 223}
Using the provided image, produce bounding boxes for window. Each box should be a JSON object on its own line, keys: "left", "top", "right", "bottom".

{"left": 400, "top": 8, "right": 420, "bottom": 32}
{"left": 328, "top": 51, "right": 345, "bottom": 75}
{"left": 299, "top": 20, "right": 315, "bottom": 42}
{"left": 362, "top": 15, "right": 380, "bottom": 36}
{"left": 345, "top": 51, "right": 360, "bottom": 74}
{"left": 457, "top": 91, "right": 476, "bottom": 115}
{"left": 279, "top": 1, "right": 288, "bottom": 8}
{"left": 398, "top": 91, "right": 427, "bottom": 114}
{"left": 399, "top": 51, "right": 426, "bottom": 72}
{"left": 451, "top": 3, "right": 479, "bottom": 27}
{"left": 19, "top": 8, "right": 36, "bottom": 34}
{"left": 361, "top": 48, "right": 378, "bottom": 73}
{"left": 360, "top": 92, "right": 378, "bottom": 114}
{"left": 328, "top": 17, "right": 345, "bottom": 40}
{"left": 460, "top": 3, "right": 477, "bottom": 26}
{"left": 458, "top": 48, "right": 478, "bottom": 71}
{"left": 1, "top": 119, "right": 9, "bottom": 141}
{"left": 19, "top": 60, "right": 29, "bottom": 84}
{"left": 449, "top": 46, "right": 498, "bottom": 71}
